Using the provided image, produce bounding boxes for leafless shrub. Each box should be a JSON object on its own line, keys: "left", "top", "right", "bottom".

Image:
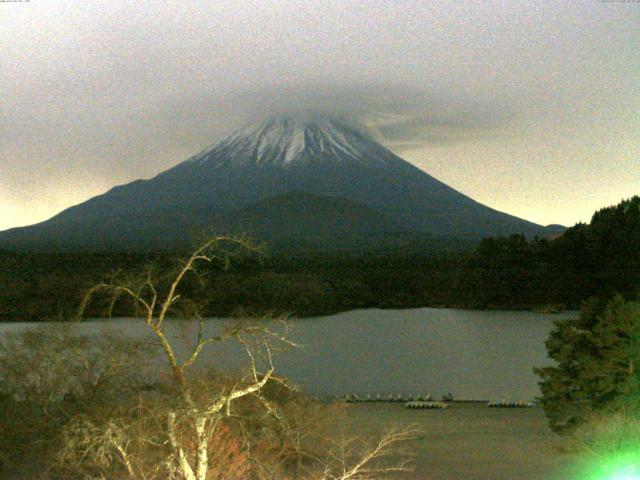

{"left": 0, "top": 327, "right": 150, "bottom": 474}
{"left": 0, "top": 327, "right": 149, "bottom": 413}
{"left": 251, "top": 424, "right": 418, "bottom": 480}
{"left": 308, "top": 426, "right": 418, "bottom": 480}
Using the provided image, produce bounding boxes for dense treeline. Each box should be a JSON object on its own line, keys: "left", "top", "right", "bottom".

{"left": 1, "top": 196, "right": 638, "bottom": 321}
{"left": 457, "top": 196, "right": 640, "bottom": 308}
{"left": 0, "top": 248, "right": 467, "bottom": 321}
{"left": 531, "top": 198, "right": 640, "bottom": 468}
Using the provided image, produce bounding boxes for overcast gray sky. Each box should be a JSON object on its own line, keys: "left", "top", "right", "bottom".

{"left": 1, "top": 0, "right": 638, "bottom": 231}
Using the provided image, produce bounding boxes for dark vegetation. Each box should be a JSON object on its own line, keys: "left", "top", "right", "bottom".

{"left": 536, "top": 295, "right": 640, "bottom": 433}
{"left": 534, "top": 291, "right": 640, "bottom": 474}
{"left": 1, "top": 196, "right": 638, "bottom": 322}
{"left": 532, "top": 198, "right": 640, "bottom": 466}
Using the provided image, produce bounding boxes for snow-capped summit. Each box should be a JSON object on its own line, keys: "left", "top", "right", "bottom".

{"left": 185, "top": 114, "right": 394, "bottom": 169}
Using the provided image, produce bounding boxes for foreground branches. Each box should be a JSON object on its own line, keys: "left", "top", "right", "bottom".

{"left": 76, "top": 236, "right": 299, "bottom": 480}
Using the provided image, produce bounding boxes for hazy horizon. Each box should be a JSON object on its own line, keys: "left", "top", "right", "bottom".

{"left": 2, "top": 1, "right": 638, "bottom": 231}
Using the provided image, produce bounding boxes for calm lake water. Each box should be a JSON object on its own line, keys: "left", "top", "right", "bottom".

{"left": 0, "top": 308, "right": 576, "bottom": 401}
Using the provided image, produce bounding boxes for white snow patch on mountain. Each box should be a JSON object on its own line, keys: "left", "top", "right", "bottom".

{"left": 185, "top": 113, "right": 396, "bottom": 169}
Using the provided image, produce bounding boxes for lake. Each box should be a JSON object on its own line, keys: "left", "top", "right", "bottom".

{"left": 0, "top": 308, "right": 576, "bottom": 402}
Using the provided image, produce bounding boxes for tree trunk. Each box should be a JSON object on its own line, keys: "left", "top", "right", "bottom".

{"left": 168, "top": 411, "right": 196, "bottom": 480}
{"left": 195, "top": 415, "right": 209, "bottom": 480}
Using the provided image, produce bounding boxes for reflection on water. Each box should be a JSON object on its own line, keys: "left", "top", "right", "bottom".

{"left": 0, "top": 308, "right": 576, "bottom": 401}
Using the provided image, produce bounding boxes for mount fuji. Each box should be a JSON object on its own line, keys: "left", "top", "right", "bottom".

{"left": 0, "top": 114, "right": 562, "bottom": 251}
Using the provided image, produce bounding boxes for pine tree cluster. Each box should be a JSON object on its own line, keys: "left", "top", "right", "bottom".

{"left": 536, "top": 295, "right": 640, "bottom": 433}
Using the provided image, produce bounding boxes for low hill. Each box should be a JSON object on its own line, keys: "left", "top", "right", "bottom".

{"left": 216, "top": 191, "right": 417, "bottom": 251}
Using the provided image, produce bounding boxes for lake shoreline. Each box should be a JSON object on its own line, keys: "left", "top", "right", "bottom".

{"left": 0, "top": 304, "right": 576, "bottom": 324}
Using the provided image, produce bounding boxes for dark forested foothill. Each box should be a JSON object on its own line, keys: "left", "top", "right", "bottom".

{"left": 0, "top": 196, "right": 638, "bottom": 322}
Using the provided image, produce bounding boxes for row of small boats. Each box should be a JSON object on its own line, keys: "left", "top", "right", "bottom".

{"left": 337, "top": 394, "right": 535, "bottom": 408}
{"left": 406, "top": 400, "right": 534, "bottom": 409}
{"left": 486, "top": 400, "right": 535, "bottom": 408}
{"left": 405, "top": 401, "right": 449, "bottom": 409}
{"left": 340, "top": 394, "right": 436, "bottom": 403}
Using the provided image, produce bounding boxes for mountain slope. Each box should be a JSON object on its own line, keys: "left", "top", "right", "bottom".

{"left": 0, "top": 114, "right": 559, "bottom": 251}
{"left": 216, "top": 191, "right": 414, "bottom": 251}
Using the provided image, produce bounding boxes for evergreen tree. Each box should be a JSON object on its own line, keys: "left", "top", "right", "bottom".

{"left": 536, "top": 295, "right": 640, "bottom": 433}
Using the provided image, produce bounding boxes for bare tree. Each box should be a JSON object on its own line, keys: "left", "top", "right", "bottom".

{"left": 68, "top": 236, "right": 418, "bottom": 480}
{"left": 250, "top": 424, "right": 418, "bottom": 480}
{"left": 77, "top": 236, "right": 297, "bottom": 480}
{"left": 318, "top": 427, "right": 417, "bottom": 480}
